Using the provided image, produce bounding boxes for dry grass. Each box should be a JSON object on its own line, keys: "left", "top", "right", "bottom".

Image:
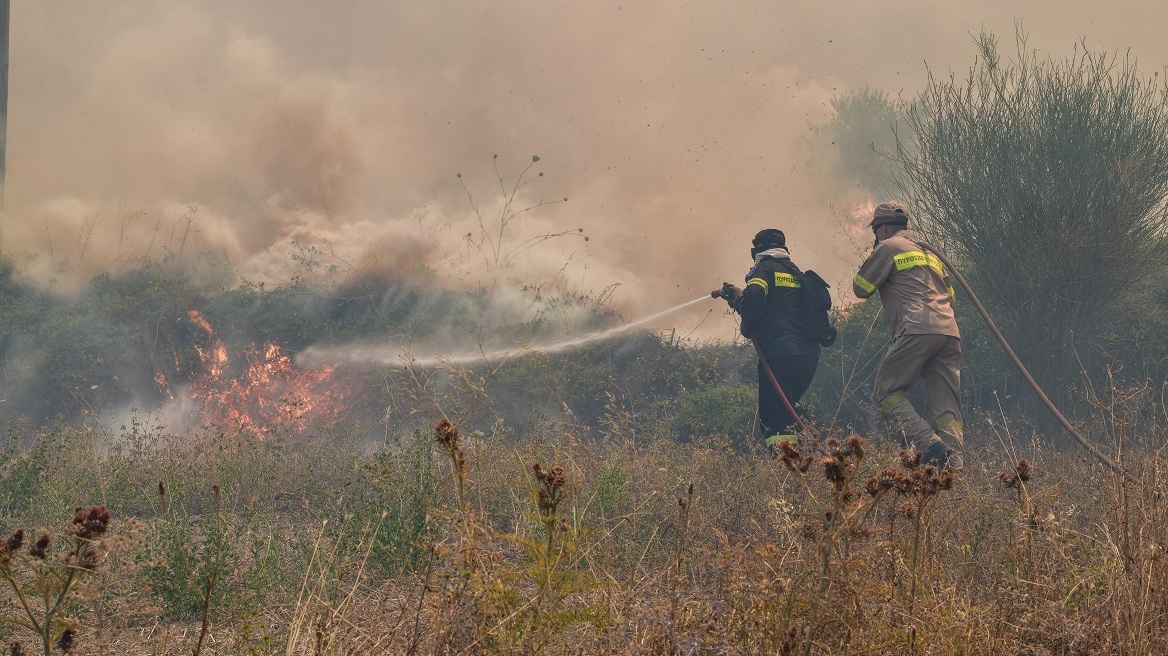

{"left": 1, "top": 377, "right": 1167, "bottom": 655}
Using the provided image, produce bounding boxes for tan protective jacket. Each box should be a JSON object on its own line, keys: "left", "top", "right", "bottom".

{"left": 852, "top": 231, "right": 959, "bottom": 339}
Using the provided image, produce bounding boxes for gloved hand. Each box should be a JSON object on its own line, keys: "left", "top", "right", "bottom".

{"left": 720, "top": 282, "right": 743, "bottom": 304}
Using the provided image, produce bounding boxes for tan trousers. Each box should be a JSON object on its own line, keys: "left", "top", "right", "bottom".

{"left": 873, "top": 334, "right": 963, "bottom": 453}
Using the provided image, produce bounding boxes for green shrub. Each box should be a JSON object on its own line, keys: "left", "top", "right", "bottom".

{"left": 672, "top": 383, "right": 756, "bottom": 447}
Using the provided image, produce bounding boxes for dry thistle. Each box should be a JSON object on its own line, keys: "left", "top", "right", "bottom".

{"left": 899, "top": 449, "right": 922, "bottom": 469}
{"left": 999, "top": 459, "right": 1033, "bottom": 489}
{"left": 7, "top": 529, "right": 24, "bottom": 551}
{"left": 434, "top": 418, "right": 466, "bottom": 473}
{"left": 71, "top": 506, "right": 111, "bottom": 540}
{"left": 865, "top": 467, "right": 901, "bottom": 497}
{"left": 531, "top": 461, "right": 573, "bottom": 560}
{"left": 777, "top": 441, "right": 814, "bottom": 474}
{"left": 29, "top": 533, "right": 50, "bottom": 559}
{"left": 532, "top": 463, "right": 568, "bottom": 518}
{"left": 56, "top": 629, "right": 75, "bottom": 653}
{"left": 844, "top": 434, "right": 865, "bottom": 459}
{"left": 821, "top": 434, "right": 864, "bottom": 492}
{"left": 1, "top": 507, "right": 117, "bottom": 655}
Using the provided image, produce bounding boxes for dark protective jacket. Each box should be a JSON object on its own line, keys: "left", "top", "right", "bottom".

{"left": 738, "top": 253, "right": 821, "bottom": 359}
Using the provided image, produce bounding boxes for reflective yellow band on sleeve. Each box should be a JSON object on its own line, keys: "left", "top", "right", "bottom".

{"left": 893, "top": 250, "right": 944, "bottom": 274}
{"left": 879, "top": 391, "right": 907, "bottom": 415}
{"left": 853, "top": 274, "right": 876, "bottom": 294}
{"left": 746, "top": 277, "right": 768, "bottom": 294}
{"left": 948, "top": 286, "right": 956, "bottom": 297}
{"left": 774, "top": 272, "right": 801, "bottom": 288}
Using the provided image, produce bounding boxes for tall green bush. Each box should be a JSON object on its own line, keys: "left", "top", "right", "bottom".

{"left": 897, "top": 30, "right": 1168, "bottom": 417}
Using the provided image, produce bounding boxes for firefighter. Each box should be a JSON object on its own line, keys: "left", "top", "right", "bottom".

{"left": 852, "top": 202, "right": 963, "bottom": 469}
{"left": 720, "top": 229, "right": 820, "bottom": 448}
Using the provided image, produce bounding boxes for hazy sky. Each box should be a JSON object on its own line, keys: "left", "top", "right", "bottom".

{"left": 5, "top": 1, "right": 1167, "bottom": 341}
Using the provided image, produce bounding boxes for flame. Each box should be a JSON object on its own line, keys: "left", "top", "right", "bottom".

{"left": 844, "top": 200, "right": 876, "bottom": 239}
{"left": 185, "top": 310, "right": 352, "bottom": 438}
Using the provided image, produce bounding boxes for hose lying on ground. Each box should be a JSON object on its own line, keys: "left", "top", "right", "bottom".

{"left": 917, "top": 241, "right": 1133, "bottom": 483}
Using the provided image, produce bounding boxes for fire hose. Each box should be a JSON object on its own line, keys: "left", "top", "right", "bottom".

{"left": 917, "top": 241, "right": 1131, "bottom": 483}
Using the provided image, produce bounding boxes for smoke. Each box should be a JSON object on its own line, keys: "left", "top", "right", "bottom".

{"left": 4, "top": 0, "right": 1167, "bottom": 335}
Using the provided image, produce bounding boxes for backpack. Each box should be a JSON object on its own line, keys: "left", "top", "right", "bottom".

{"left": 799, "top": 269, "right": 838, "bottom": 347}
{"left": 773, "top": 259, "right": 837, "bottom": 347}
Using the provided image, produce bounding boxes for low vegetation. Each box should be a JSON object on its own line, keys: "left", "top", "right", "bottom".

{"left": 0, "top": 367, "right": 1163, "bottom": 654}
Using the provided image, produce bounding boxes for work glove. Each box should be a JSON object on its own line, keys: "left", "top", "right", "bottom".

{"left": 720, "top": 282, "right": 743, "bottom": 305}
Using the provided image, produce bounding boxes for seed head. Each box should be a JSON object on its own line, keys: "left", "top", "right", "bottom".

{"left": 844, "top": 434, "right": 865, "bottom": 459}
{"left": 940, "top": 469, "right": 956, "bottom": 490}
{"left": 1000, "top": 459, "right": 1032, "bottom": 489}
{"left": 29, "top": 533, "right": 50, "bottom": 559}
{"left": 434, "top": 419, "right": 459, "bottom": 449}
{"left": 56, "top": 629, "right": 75, "bottom": 653}
{"left": 72, "top": 506, "right": 112, "bottom": 539}
{"left": 1016, "top": 459, "right": 1032, "bottom": 482}
{"left": 778, "top": 441, "right": 814, "bottom": 474}
{"left": 6, "top": 529, "right": 23, "bottom": 551}
{"left": 822, "top": 456, "right": 846, "bottom": 485}
{"left": 548, "top": 465, "right": 566, "bottom": 489}
{"left": 900, "top": 449, "right": 922, "bottom": 469}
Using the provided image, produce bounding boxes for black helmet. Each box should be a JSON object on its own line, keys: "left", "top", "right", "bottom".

{"left": 750, "top": 229, "right": 786, "bottom": 257}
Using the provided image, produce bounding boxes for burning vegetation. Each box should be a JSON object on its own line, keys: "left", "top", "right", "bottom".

{"left": 167, "top": 310, "right": 353, "bottom": 438}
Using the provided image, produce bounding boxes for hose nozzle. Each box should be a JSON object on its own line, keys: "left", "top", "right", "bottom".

{"left": 711, "top": 289, "right": 723, "bottom": 299}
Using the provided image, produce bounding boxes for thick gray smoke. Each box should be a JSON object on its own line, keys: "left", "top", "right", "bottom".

{"left": 4, "top": 1, "right": 1167, "bottom": 339}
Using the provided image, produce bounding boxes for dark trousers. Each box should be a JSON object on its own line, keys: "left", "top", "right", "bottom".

{"left": 758, "top": 354, "right": 819, "bottom": 438}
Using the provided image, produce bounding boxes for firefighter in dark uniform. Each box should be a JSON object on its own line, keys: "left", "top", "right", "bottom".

{"left": 721, "top": 229, "right": 821, "bottom": 447}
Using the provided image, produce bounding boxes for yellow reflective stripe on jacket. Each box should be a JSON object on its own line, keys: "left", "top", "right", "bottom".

{"left": 947, "top": 285, "right": 956, "bottom": 298}
{"left": 853, "top": 273, "right": 876, "bottom": 294}
{"left": 746, "top": 277, "right": 768, "bottom": 294}
{"left": 893, "top": 250, "right": 944, "bottom": 275}
{"left": 774, "top": 272, "right": 800, "bottom": 288}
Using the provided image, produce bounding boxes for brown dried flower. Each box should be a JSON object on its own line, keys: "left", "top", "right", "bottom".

{"left": 899, "top": 449, "right": 922, "bottom": 469}
{"left": 999, "top": 459, "right": 1033, "bottom": 489}
{"left": 29, "top": 533, "right": 50, "bottom": 559}
{"left": 71, "top": 506, "right": 112, "bottom": 539}
{"left": 5, "top": 529, "right": 23, "bottom": 552}
{"left": 1016, "top": 459, "right": 1032, "bottom": 482}
{"left": 434, "top": 418, "right": 459, "bottom": 449}
{"left": 844, "top": 434, "right": 865, "bottom": 459}
{"left": 56, "top": 629, "right": 75, "bottom": 653}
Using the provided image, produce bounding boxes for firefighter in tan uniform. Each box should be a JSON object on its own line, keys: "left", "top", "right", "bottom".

{"left": 853, "top": 202, "right": 963, "bottom": 469}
